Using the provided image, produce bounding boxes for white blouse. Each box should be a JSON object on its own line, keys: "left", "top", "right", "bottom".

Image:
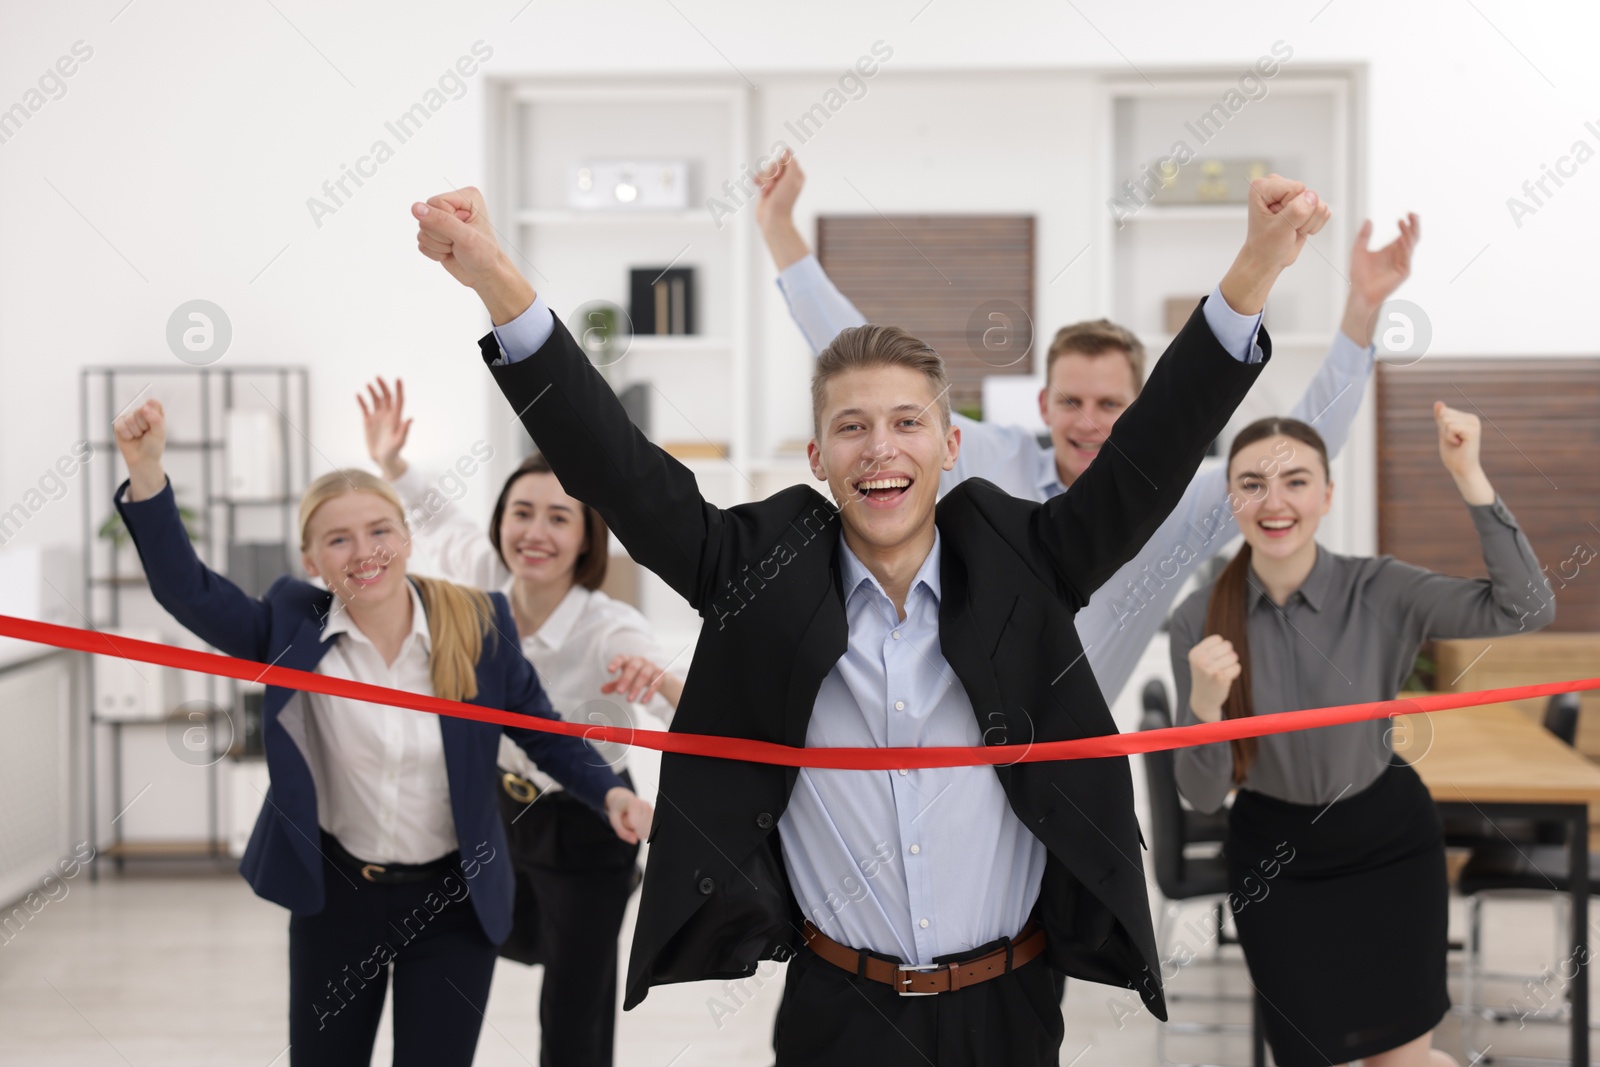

{"left": 392, "top": 466, "right": 675, "bottom": 794}
{"left": 307, "top": 580, "right": 456, "bottom": 863}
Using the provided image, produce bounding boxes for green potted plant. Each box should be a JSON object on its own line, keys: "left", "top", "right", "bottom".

{"left": 98, "top": 498, "right": 202, "bottom": 577}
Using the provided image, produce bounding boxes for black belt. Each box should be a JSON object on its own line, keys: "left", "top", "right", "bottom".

{"left": 321, "top": 831, "right": 459, "bottom": 885}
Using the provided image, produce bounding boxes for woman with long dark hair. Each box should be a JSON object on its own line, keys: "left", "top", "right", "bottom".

{"left": 360, "top": 377, "right": 682, "bottom": 1067}
{"left": 1171, "top": 402, "right": 1555, "bottom": 1067}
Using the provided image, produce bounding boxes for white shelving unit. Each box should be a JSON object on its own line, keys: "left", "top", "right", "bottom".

{"left": 1099, "top": 74, "right": 1355, "bottom": 345}
{"left": 486, "top": 78, "right": 756, "bottom": 643}
{"left": 1097, "top": 70, "right": 1370, "bottom": 556}
{"left": 488, "top": 79, "right": 754, "bottom": 506}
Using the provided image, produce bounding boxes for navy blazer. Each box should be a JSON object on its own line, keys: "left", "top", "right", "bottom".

{"left": 115, "top": 477, "right": 625, "bottom": 943}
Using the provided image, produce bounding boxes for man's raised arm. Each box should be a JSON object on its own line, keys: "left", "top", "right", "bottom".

{"left": 1035, "top": 175, "right": 1332, "bottom": 603}
{"left": 1297, "top": 214, "right": 1420, "bottom": 454}
{"left": 1079, "top": 214, "right": 1419, "bottom": 703}
{"left": 754, "top": 151, "right": 1053, "bottom": 497}
{"left": 412, "top": 188, "right": 721, "bottom": 607}
{"left": 755, "top": 151, "right": 869, "bottom": 355}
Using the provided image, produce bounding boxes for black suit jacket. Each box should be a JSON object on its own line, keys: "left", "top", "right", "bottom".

{"left": 482, "top": 299, "right": 1268, "bottom": 1017}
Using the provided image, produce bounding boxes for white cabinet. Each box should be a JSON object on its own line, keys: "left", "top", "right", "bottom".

{"left": 0, "top": 653, "right": 73, "bottom": 907}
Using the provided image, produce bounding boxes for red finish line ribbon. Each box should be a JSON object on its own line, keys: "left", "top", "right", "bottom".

{"left": 4, "top": 611, "right": 1597, "bottom": 770}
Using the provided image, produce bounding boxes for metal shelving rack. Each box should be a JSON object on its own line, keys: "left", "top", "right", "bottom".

{"left": 80, "top": 365, "right": 309, "bottom": 876}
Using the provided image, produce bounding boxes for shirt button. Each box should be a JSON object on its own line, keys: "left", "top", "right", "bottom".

{"left": 891, "top": 630, "right": 901, "bottom": 640}
{"left": 894, "top": 701, "right": 905, "bottom": 711}
{"left": 897, "top": 769, "right": 908, "bottom": 776}
{"left": 909, "top": 844, "right": 920, "bottom": 855}
{"left": 919, "top": 918, "right": 929, "bottom": 929}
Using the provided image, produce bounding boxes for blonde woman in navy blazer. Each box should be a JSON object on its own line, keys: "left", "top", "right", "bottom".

{"left": 112, "top": 398, "right": 652, "bottom": 1067}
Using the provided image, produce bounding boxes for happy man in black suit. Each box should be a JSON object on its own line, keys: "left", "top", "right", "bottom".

{"left": 412, "top": 175, "right": 1328, "bottom": 1065}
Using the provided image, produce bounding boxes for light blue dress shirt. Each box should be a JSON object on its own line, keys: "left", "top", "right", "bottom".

{"left": 777, "top": 532, "right": 1046, "bottom": 963}
{"left": 775, "top": 253, "right": 1375, "bottom": 705}
{"left": 489, "top": 278, "right": 1267, "bottom": 963}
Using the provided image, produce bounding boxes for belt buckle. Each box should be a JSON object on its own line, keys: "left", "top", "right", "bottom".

{"left": 895, "top": 962, "right": 941, "bottom": 997}
{"left": 359, "top": 863, "right": 385, "bottom": 882}
{"left": 501, "top": 771, "right": 540, "bottom": 805}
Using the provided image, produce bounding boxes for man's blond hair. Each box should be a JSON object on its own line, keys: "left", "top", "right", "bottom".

{"left": 812, "top": 324, "right": 951, "bottom": 435}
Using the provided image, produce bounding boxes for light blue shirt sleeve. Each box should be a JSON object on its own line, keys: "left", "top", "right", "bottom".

{"left": 1286, "top": 329, "right": 1374, "bottom": 460}
{"left": 1074, "top": 329, "right": 1376, "bottom": 706}
{"left": 774, "top": 253, "right": 869, "bottom": 355}
{"left": 1200, "top": 285, "right": 1264, "bottom": 364}
{"left": 489, "top": 293, "right": 557, "bottom": 364}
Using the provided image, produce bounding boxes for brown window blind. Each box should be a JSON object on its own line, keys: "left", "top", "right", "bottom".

{"left": 1376, "top": 358, "right": 1600, "bottom": 631}
{"left": 816, "top": 215, "right": 1035, "bottom": 415}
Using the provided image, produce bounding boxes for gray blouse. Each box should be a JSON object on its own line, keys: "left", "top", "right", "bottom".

{"left": 1171, "top": 497, "right": 1556, "bottom": 812}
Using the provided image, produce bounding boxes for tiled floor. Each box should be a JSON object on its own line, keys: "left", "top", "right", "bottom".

{"left": 1, "top": 862, "right": 1594, "bottom": 1065}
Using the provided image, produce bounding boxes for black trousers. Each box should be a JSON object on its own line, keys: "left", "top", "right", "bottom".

{"left": 287, "top": 837, "right": 499, "bottom": 1067}
{"left": 498, "top": 783, "right": 640, "bottom": 1067}
{"left": 772, "top": 940, "right": 1066, "bottom": 1067}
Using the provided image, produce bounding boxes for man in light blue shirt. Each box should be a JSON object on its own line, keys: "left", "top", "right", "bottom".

{"left": 486, "top": 274, "right": 1263, "bottom": 966}
{"left": 755, "top": 151, "right": 1420, "bottom": 707}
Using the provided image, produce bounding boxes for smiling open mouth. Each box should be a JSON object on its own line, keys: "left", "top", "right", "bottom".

{"left": 347, "top": 562, "right": 385, "bottom": 586}
{"left": 855, "top": 476, "right": 912, "bottom": 503}
{"left": 1258, "top": 518, "right": 1297, "bottom": 537}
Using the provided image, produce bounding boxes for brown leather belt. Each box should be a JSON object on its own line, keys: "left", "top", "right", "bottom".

{"left": 801, "top": 919, "right": 1046, "bottom": 996}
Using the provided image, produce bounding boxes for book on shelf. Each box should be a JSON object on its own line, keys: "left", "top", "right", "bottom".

{"left": 629, "top": 267, "right": 696, "bottom": 336}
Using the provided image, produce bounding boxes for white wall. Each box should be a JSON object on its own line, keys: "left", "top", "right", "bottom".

{"left": 5, "top": 0, "right": 1597, "bottom": 555}
{"left": 3, "top": 0, "right": 1598, "bottom": 840}
{"left": 752, "top": 70, "right": 1101, "bottom": 456}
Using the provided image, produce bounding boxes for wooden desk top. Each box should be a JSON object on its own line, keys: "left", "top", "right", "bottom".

{"left": 1398, "top": 703, "right": 1600, "bottom": 807}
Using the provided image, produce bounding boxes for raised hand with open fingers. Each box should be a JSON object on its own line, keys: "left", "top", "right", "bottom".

{"left": 358, "top": 376, "right": 411, "bottom": 481}
{"left": 1349, "top": 213, "right": 1421, "bottom": 310}
{"left": 1340, "top": 213, "right": 1422, "bottom": 347}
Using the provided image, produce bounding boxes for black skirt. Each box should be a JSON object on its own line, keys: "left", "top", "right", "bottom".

{"left": 1226, "top": 760, "right": 1449, "bottom": 1067}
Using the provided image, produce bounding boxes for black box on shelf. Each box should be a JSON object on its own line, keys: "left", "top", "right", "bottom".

{"left": 629, "top": 267, "right": 695, "bottom": 335}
